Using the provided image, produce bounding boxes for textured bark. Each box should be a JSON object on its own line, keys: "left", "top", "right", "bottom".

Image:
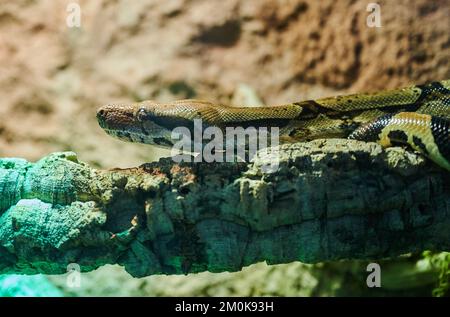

{"left": 0, "top": 139, "right": 449, "bottom": 277}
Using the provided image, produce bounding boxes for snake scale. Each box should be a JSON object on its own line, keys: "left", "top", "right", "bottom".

{"left": 97, "top": 80, "right": 450, "bottom": 171}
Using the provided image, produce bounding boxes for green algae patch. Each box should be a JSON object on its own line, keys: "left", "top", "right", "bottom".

{"left": 0, "top": 158, "right": 30, "bottom": 214}
{"left": 0, "top": 153, "right": 117, "bottom": 274}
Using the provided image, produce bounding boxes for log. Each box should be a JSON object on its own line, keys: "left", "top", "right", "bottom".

{"left": 0, "top": 139, "right": 449, "bottom": 277}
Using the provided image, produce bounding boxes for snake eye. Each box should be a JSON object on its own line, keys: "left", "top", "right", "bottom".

{"left": 136, "top": 108, "right": 148, "bottom": 122}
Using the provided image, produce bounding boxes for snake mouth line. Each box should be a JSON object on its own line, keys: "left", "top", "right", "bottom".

{"left": 102, "top": 127, "right": 175, "bottom": 147}
{"left": 103, "top": 128, "right": 148, "bottom": 142}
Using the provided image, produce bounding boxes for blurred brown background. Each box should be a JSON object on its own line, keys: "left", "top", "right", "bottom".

{"left": 0, "top": 0, "right": 448, "bottom": 296}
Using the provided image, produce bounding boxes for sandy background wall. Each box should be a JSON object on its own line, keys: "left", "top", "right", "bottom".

{"left": 0, "top": 0, "right": 448, "bottom": 296}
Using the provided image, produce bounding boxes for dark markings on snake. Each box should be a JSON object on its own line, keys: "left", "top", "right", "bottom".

{"left": 431, "top": 116, "right": 450, "bottom": 161}
{"left": 144, "top": 113, "right": 197, "bottom": 136}
{"left": 415, "top": 82, "right": 450, "bottom": 109}
{"left": 349, "top": 113, "right": 395, "bottom": 142}
{"left": 388, "top": 130, "right": 408, "bottom": 144}
{"left": 412, "top": 135, "right": 429, "bottom": 155}
{"left": 154, "top": 137, "right": 174, "bottom": 147}
{"left": 223, "top": 118, "right": 291, "bottom": 129}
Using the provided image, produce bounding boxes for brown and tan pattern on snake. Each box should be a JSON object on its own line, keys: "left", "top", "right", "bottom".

{"left": 97, "top": 80, "right": 450, "bottom": 171}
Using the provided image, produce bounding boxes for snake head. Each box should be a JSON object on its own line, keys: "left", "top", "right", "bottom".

{"left": 96, "top": 102, "right": 174, "bottom": 147}
{"left": 97, "top": 101, "right": 208, "bottom": 148}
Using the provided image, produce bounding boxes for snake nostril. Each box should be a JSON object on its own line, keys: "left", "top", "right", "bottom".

{"left": 97, "top": 109, "right": 106, "bottom": 118}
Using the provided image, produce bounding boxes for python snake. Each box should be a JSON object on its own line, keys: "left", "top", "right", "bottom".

{"left": 97, "top": 80, "right": 450, "bottom": 171}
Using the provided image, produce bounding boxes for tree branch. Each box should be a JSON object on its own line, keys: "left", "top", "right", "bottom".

{"left": 0, "top": 139, "right": 449, "bottom": 277}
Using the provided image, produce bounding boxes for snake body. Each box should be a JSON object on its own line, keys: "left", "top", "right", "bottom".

{"left": 97, "top": 80, "right": 450, "bottom": 171}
